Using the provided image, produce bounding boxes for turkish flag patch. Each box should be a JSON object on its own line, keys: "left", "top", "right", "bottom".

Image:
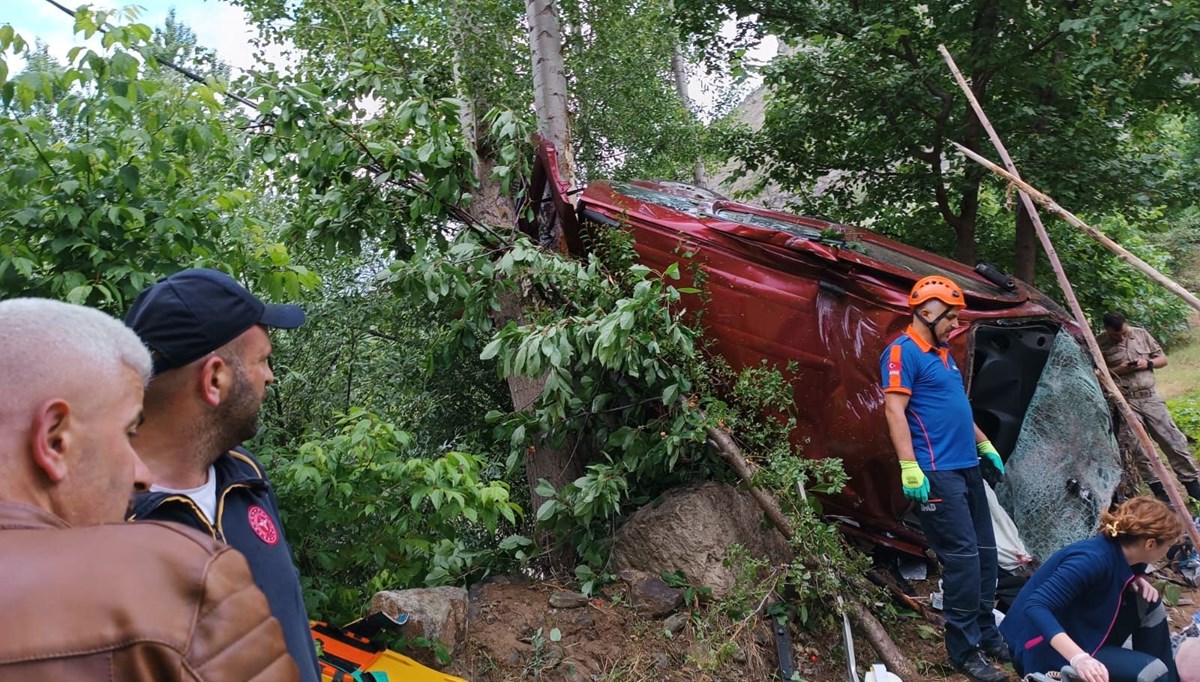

{"left": 248, "top": 505, "right": 280, "bottom": 546}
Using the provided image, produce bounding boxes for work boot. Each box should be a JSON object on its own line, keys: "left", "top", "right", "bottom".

{"left": 1185, "top": 480, "right": 1200, "bottom": 502}
{"left": 983, "top": 641, "right": 1012, "bottom": 665}
{"left": 1149, "top": 481, "right": 1171, "bottom": 504}
{"left": 955, "top": 650, "right": 1009, "bottom": 682}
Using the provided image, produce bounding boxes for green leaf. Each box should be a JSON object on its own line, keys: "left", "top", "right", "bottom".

{"left": 118, "top": 164, "right": 139, "bottom": 192}
{"left": 65, "top": 284, "right": 93, "bottom": 304}
{"left": 535, "top": 479, "right": 556, "bottom": 498}
{"left": 480, "top": 337, "right": 503, "bottom": 361}
{"left": 535, "top": 499, "right": 559, "bottom": 522}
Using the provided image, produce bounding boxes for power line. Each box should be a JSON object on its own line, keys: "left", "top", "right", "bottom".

{"left": 40, "top": 0, "right": 258, "bottom": 109}
{"left": 33, "top": 0, "right": 491, "bottom": 231}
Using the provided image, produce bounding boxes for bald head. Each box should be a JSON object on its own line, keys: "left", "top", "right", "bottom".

{"left": 0, "top": 298, "right": 153, "bottom": 525}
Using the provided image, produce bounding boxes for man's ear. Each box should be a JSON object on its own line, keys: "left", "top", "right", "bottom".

{"left": 30, "top": 399, "right": 72, "bottom": 483}
{"left": 198, "top": 355, "right": 230, "bottom": 408}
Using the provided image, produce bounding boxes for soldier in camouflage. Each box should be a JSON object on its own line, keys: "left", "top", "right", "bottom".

{"left": 1099, "top": 311, "right": 1200, "bottom": 503}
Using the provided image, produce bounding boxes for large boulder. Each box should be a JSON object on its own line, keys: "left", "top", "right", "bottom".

{"left": 370, "top": 586, "right": 469, "bottom": 652}
{"left": 612, "top": 482, "right": 792, "bottom": 598}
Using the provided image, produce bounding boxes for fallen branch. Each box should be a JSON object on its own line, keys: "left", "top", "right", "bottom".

{"left": 866, "top": 568, "right": 946, "bottom": 628}
{"left": 701, "top": 417, "right": 918, "bottom": 679}
{"left": 938, "top": 45, "right": 1200, "bottom": 547}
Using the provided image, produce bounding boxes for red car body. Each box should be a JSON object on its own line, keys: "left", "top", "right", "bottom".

{"left": 524, "top": 143, "right": 1083, "bottom": 555}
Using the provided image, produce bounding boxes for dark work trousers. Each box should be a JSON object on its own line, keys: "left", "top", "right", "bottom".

{"left": 918, "top": 466, "right": 1003, "bottom": 665}
{"left": 1090, "top": 593, "right": 1177, "bottom": 682}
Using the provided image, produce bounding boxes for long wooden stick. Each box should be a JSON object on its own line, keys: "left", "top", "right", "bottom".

{"left": 701, "top": 416, "right": 918, "bottom": 679}
{"left": 949, "top": 142, "right": 1200, "bottom": 314}
{"left": 938, "top": 45, "right": 1200, "bottom": 548}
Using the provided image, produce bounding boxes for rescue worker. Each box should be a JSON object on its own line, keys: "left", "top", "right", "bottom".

{"left": 1099, "top": 311, "right": 1200, "bottom": 503}
{"left": 124, "top": 269, "right": 321, "bottom": 682}
{"left": 1000, "top": 496, "right": 1182, "bottom": 682}
{"left": 880, "top": 275, "right": 1008, "bottom": 682}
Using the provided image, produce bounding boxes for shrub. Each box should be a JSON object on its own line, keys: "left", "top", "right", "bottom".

{"left": 261, "top": 408, "right": 527, "bottom": 623}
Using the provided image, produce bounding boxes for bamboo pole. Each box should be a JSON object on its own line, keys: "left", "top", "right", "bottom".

{"left": 938, "top": 45, "right": 1200, "bottom": 548}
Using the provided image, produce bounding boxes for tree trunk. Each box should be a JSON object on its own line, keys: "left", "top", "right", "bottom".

{"left": 522, "top": 0, "right": 584, "bottom": 571}
{"left": 954, "top": 185, "right": 979, "bottom": 265}
{"left": 527, "top": 0, "right": 575, "bottom": 192}
{"left": 1013, "top": 199, "right": 1037, "bottom": 283}
{"left": 670, "top": 43, "right": 708, "bottom": 188}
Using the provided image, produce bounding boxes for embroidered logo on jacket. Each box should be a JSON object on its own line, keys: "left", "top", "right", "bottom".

{"left": 248, "top": 505, "right": 279, "bottom": 545}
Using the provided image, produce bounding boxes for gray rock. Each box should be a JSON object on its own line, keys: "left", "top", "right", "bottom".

{"left": 548, "top": 590, "right": 589, "bottom": 609}
{"left": 619, "top": 569, "right": 682, "bottom": 617}
{"left": 554, "top": 657, "right": 592, "bottom": 682}
{"left": 654, "top": 652, "right": 671, "bottom": 669}
{"left": 663, "top": 612, "right": 689, "bottom": 636}
{"left": 370, "top": 586, "right": 469, "bottom": 653}
{"left": 613, "top": 482, "right": 792, "bottom": 599}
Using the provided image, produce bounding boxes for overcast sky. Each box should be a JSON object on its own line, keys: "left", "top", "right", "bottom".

{"left": 3, "top": 0, "right": 277, "bottom": 74}
{"left": 2, "top": 0, "right": 771, "bottom": 116}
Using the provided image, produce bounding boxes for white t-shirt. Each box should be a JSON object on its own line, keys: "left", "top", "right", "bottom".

{"left": 150, "top": 464, "right": 218, "bottom": 525}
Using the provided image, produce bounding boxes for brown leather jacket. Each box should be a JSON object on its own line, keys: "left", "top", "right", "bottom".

{"left": 0, "top": 501, "right": 299, "bottom": 681}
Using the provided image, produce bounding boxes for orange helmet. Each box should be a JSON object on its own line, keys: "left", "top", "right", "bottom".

{"left": 909, "top": 276, "right": 964, "bottom": 309}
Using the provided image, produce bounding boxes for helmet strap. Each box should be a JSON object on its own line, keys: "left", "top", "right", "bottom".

{"left": 918, "top": 303, "right": 953, "bottom": 345}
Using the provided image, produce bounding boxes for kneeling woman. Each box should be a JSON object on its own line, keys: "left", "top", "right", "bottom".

{"left": 1001, "top": 497, "right": 1184, "bottom": 682}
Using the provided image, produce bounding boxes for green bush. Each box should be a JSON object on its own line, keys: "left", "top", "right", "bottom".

{"left": 1168, "top": 392, "right": 1200, "bottom": 444}
{"left": 261, "top": 409, "right": 527, "bottom": 623}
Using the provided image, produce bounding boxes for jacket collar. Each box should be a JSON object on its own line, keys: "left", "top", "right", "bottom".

{"left": 904, "top": 325, "right": 941, "bottom": 353}
{"left": 0, "top": 501, "right": 71, "bottom": 531}
{"left": 1096, "top": 534, "right": 1142, "bottom": 577}
{"left": 129, "top": 449, "right": 266, "bottom": 520}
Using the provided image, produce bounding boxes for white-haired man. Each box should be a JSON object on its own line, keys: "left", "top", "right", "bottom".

{"left": 0, "top": 298, "right": 296, "bottom": 680}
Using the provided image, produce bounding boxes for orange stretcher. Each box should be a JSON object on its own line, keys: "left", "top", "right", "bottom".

{"left": 311, "top": 613, "right": 466, "bottom": 682}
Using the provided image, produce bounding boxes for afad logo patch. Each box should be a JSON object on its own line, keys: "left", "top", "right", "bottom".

{"left": 248, "top": 505, "right": 279, "bottom": 546}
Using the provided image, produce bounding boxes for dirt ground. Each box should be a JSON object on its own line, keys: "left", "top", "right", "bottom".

{"left": 440, "top": 566, "right": 1200, "bottom": 682}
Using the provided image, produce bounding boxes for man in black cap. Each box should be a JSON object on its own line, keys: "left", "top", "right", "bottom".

{"left": 124, "top": 268, "right": 320, "bottom": 682}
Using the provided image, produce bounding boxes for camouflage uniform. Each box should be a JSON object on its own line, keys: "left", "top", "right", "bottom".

{"left": 1099, "top": 325, "right": 1199, "bottom": 487}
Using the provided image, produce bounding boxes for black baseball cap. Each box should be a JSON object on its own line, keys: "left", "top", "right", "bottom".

{"left": 125, "top": 268, "right": 305, "bottom": 374}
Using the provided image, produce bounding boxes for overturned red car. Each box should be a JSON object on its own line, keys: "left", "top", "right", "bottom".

{"left": 524, "top": 143, "right": 1121, "bottom": 558}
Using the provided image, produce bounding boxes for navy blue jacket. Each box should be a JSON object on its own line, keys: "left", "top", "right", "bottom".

{"left": 1000, "top": 535, "right": 1141, "bottom": 675}
{"left": 130, "top": 448, "right": 320, "bottom": 682}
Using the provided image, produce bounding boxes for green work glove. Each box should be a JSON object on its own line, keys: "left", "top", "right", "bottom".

{"left": 899, "top": 460, "right": 930, "bottom": 503}
{"left": 977, "top": 440, "right": 1005, "bottom": 476}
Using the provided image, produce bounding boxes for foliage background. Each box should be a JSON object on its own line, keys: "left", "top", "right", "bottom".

{"left": 1, "top": 0, "right": 1198, "bottom": 630}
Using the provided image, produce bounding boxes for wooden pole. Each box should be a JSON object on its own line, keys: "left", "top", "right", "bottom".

{"left": 700, "top": 414, "right": 918, "bottom": 679}
{"left": 938, "top": 45, "right": 1200, "bottom": 547}
{"left": 948, "top": 141, "right": 1200, "bottom": 314}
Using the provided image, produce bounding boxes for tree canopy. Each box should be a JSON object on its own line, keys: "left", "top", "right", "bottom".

{"left": 680, "top": 0, "right": 1200, "bottom": 300}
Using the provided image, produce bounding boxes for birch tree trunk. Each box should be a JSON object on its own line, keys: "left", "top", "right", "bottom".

{"left": 527, "top": 0, "right": 575, "bottom": 192}
{"left": 671, "top": 44, "right": 708, "bottom": 188}
{"left": 522, "top": 0, "right": 584, "bottom": 570}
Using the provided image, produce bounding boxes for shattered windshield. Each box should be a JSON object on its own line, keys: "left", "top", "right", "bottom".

{"left": 610, "top": 182, "right": 707, "bottom": 216}
{"left": 710, "top": 209, "right": 824, "bottom": 240}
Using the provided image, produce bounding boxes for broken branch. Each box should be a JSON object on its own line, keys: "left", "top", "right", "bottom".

{"left": 949, "top": 141, "right": 1200, "bottom": 315}
{"left": 700, "top": 415, "right": 918, "bottom": 679}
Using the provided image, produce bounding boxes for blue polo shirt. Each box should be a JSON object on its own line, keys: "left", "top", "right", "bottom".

{"left": 880, "top": 326, "right": 977, "bottom": 471}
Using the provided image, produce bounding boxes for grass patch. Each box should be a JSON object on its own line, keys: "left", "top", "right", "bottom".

{"left": 1154, "top": 323, "right": 1200, "bottom": 401}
